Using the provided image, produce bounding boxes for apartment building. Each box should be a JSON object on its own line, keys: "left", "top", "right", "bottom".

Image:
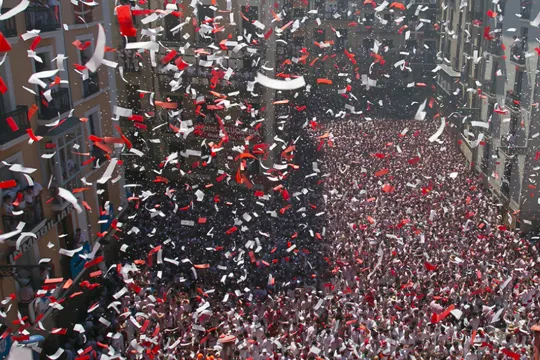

{"left": 296, "top": 0, "right": 439, "bottom": 86}
{"left": 437, "top": 0, "right": 540, "bottom": 233}
{"left": 113, "top": 0, "right": 440, "bottom": 184}
{"left": 110, "top": 0, "right": 278, "bottom": 184}
{"left": 0, "top": 1, "right": 125, "bottom": 324}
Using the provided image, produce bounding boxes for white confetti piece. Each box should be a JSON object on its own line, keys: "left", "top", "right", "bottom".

{"left": 255, "top": 72, "right": 306, "bottom": 90}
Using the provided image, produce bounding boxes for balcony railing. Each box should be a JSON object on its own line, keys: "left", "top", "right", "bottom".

{"left": 323, "top": 10, "right": 350, "bottom": 20}
{"left": 0, "top": 106, "right": 29, "bottom": 145}
{"left": 121, "top": 49, "right": 141, "bottom": 73}
{"left": 25, "top": 5, "right": 60, "bottom": 32}
{"left": 451, "top": 56, "right": 460, "bottom": 72}
{"left": 510, "top": 44, "right": 526, "bottom": 65}
{"left": 506, "top": 90, "right": 521, "bottom": 110}
{"left": 500, "top": 135, "right": 527, "bottom": 155}
{"left": 488, "top": 38, "right": 504, "bottom": 56}
{"left": 520, "top": 1, "right": 532, "bottom": 20}
{"left": 83, "top": 72, "right": 100, "bottom": 98}
{"left": 36, "top": 88, "right": 71, "bottom": 120}
{"left": 409, "top": 50, "right": 436, "bottom": 64}
{"left": 0, "top": 8, "right": 17, "bottom": 37}
{"left": 2, "top": 197, "right": 44, "bottom": 233}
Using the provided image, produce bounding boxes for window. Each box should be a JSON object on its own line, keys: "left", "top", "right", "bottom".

{"left": 313, "top": 28, "right": 325, "bottom": 43}
{"left": 510, "top": 115, "right": 519, "bottom": 136}
{"left": 514, "top": 70, "right": 524, "bottom": 93}
{"left": 312, "top": 0, "right": 324, "bottom": 10}
{"left": 364, "top": 13, "right": 374, "bottom": 26}
{"left": 88, "top": 111, "right": 102, "bottom": 138}
{"left": 127, "top": 85, "right": 142, "bottom": 114}
{"left": 520, "top": 0, "right": 532, "bottom": 20}
{"left": 164, "top": 13, "right": 184, "bottom": 42}
{"left": 79, "top": 41, "right": 100, "bottom": 98}
{"left": 0, "top": 58, "right": 15, "bottom": 115}
{"left": 335, "top": 29, "right": 348, "bottom": 50}
{"left": 481, "top": 140, "right": 490, "bottom": 171}
{"left": 501, "top": 157, "right": 512, "bottom": 195}
{"left": 73, "top": 2, "right": 93, "bottom": 24}
{"left": 0, "top": 8, "right": 16, "bottom": 37}
{"left": 293, "top": 8, "right": 305, "bottom": 18}
{"left": 490, "top": 62, "right": 498, "bottom": 94}
{"left": 242, "top": 6, "right": 258, "bottom": 44}
{"left": 41, "top": 126, "right": 84, "bottom": 187}
{"left": 26, "top": 1, "right": 60, "bottom": 32}
{"left": 197, "top": 5, "right": 215, "bottom": 44}
{"left": 0, "top": 153, "right": 44, "bottom": 232}
{"left": 382, "top": 39, "right": 393, "bottom": 49}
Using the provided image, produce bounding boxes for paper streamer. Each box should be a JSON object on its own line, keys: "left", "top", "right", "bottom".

{"left": 58, "top": 187, "right": 83, "bottom": 213}
{"left": 85, "top": 24, "right": 106, "bottom": 73}
{"left": 255, "top": 72, "right": 306, "bottom": 90}
{"left": 0, "top": 0, "right": 29, "bottom": 21}
{"left": 428, "top": 116, "right": 446, "bottom": 142}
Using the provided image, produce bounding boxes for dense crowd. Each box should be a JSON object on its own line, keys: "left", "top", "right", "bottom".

{"left": 54, "top": 118, "right": 539, "bottom": 360}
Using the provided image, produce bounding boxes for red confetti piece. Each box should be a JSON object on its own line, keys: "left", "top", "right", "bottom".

{"left": 5, "top": 117, "right": 18, "bottom": 131}
{"left": 117, "top": 5, "right": 137, "bottom": 37}
{"left": 0, "top": 32, "right": 11, "bottom": 52}
{"left": 0, "top": 180, "right": 17, "bottom": 189}
{"left": 0, "top": 77, "right": 7, "bottom": 94}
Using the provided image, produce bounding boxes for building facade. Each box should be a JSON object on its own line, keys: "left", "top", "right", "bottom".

{"left": 0, "top": 0, "right": 126, "bottom": 325}
{"left": 437, "top": 0, "right": 540, "bottom": 233}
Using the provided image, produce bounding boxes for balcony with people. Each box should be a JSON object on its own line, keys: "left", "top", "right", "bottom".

{"left": 1, "top": 178, "right": 44, "bottom": 233}
{"left": 510, "top": 37, "right": 527, "bottom": 65}
{"left": 25, "top": 0, "right": 60, "bottom": 32}
{"left": 487, "top": 35, "right": 504, "bottom": 56}
{"left": 505, "top": 89, "right": 521, "bottom": 111}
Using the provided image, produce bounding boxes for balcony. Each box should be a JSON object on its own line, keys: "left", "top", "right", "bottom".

{"left": 83, "top": 72, "right": 100, "bottom": 98}
{"left": 36, "top": 88, "right": 71, "bottom": 120}
{"left": 25, "top": 5, "right": 60, "bottom": 32}
{"left": 451, "top": 56, "right": 460, "bottom": 72}
{"left": 0, "top": 106, "right": 29, "bottom": 145}
{"left": 2, "top": 197, "right": 44, "bottom": 233}
{"left": 323, "top": 9, "right": 349, "bottom": 21}
{"left": 409, "top": 50, "right": 436, "bottom": 64}
{"left": 121, "top": 49, "right": 141, "bottom": 73}
{"left": 500, "top": 135, "right": 527, "bottom": 155}
{"left": 488, "top": 38, "right": 504, "bottom": 56}
{"left": 505, "top": 90, "right": 521, "bottom": 110}
{"left": 0, "top": 8, "right": 17, "bottom": 37}
{"left": 510, "top": 44, "right": 526, "bottom": 65}
{"left": 520, "top": 1, "right": 532, "bottom": 20}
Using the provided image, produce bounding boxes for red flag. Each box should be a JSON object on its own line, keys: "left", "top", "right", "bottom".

{"left": 430, "top": 304, "right": 455, "bottom": 323}
{"left": 501, "top": 349, "right": 520, "bottom": 360}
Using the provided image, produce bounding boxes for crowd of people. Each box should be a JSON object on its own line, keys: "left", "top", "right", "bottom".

{"left": 50, "top": 117, "right": 539, "bottom": 360}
